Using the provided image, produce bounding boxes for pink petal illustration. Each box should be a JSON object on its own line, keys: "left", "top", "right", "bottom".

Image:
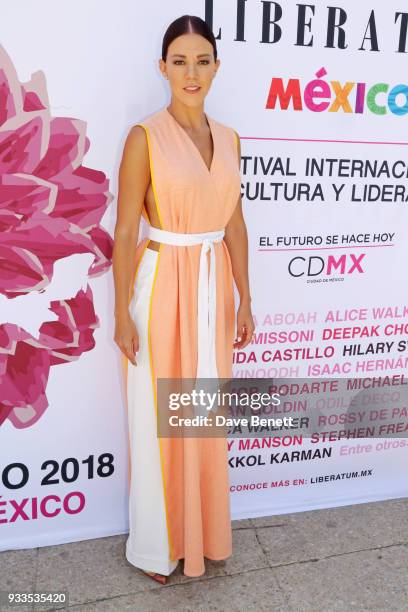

{"left": 0, "top": 44, "right": 115, "bottom": 428}
{"left": 0, "top": 323, "right": 50, "bottom": 428}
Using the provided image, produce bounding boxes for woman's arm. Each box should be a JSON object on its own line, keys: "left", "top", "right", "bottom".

{"left": 112, "top": 125, "right": 150, "bottom": 365}
{"left": 224, "top": 130, "right": 255, "bottom": 350}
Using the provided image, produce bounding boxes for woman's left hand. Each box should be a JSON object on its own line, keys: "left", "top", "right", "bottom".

{"left": 233, "top": 301, "right": 255, "bottom": 349}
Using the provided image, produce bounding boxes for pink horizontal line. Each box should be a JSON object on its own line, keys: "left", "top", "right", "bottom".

{"left": 241, "top": 135, "right": 408, "bottom": 146}
{"left": 259, "top": 244, "right": 394, "bottom": 251}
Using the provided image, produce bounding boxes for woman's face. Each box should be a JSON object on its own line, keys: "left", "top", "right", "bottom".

{"left": 159, "top": 33, "right": 220, "bottom": 107}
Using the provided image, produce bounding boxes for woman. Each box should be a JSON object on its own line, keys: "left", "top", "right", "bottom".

{"left": 112, "top": 14, "right": 255, "bottom": 583}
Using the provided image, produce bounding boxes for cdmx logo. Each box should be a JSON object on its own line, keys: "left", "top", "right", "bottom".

{"left": 288, "top": 253, "right": 366, "bottom": 278}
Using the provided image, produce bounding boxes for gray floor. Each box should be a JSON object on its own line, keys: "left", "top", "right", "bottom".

{"left": 1, "top": 498, "right": 407, "bottom": 611}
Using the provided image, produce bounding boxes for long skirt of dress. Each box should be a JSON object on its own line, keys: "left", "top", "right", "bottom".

{"left": 125, "top": 247, "right": 179, "bottom": 576}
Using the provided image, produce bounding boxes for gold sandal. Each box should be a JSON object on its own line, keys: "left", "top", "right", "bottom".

{"left": 141, "top": 569, "right": 167, "bottom": 585}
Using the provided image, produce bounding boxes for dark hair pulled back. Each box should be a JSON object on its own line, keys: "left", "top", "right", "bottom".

{"left": 162, "top": 15, "right": 217, "bottom": 62}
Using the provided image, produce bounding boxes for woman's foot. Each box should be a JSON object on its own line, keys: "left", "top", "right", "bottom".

{"left": 141, "top": 569, "right": 167, "bottom": 585}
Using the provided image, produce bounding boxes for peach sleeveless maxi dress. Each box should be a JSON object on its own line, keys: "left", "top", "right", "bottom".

{"left": 122, "top": 106, "right": 241, "bottom": 577}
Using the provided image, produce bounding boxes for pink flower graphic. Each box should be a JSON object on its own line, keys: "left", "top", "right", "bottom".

{"left": 0, "top": 46, "right": 114, "bottom": 428}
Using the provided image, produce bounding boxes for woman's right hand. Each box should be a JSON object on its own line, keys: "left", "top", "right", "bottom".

{"left": 114, "top": 312, "right": 139, "bottom": 366}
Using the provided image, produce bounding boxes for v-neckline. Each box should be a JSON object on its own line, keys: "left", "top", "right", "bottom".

{"left": 164, "top": 107, "right": 216, "bottom": 175}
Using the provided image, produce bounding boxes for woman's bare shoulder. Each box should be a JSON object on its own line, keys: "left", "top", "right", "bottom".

{"left": 126, "top": 123, "right": 148, "bottom": 145}
{"left": 121, "top": 125, "right": 149, "bottom": 165}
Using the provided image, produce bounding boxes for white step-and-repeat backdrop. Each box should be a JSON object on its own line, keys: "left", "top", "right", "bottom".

{"left": 1, "top": 0, "right": 407, "bottom": 550}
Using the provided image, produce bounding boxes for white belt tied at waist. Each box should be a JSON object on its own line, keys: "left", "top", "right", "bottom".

{"left": 147, "top": 226, "right": 225, "bottom": 395}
